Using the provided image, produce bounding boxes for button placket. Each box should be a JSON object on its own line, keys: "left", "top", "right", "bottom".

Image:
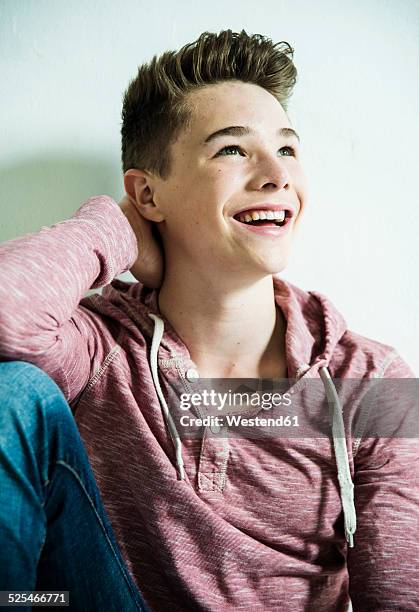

{"left": 197, "top": 433, "right": 229, "bottom": 492}
{"left": 196, "top": 398, "right": 230, "bottom": 492}
{"left": 178, "top": 365, "right": 231, "bottom": 492}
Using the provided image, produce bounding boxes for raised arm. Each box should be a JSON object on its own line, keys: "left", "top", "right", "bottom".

{"left": 0, "top": 196, "right": 138, "bottom": 403}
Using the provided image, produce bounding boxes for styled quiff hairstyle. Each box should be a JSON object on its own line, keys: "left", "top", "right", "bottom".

{"left": 121, "top": 29, "right": 297, "bottom": 178}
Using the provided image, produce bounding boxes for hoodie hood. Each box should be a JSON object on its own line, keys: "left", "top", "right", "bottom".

{"left": 272, "top": 275, "right": 348, "bottom": 379}
{"left": 101, "top": 275, "right": 356, "bottom": 547}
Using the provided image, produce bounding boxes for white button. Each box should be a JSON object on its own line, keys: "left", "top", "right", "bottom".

{"left": 210, "top": 423, "right": 221, "bottom": 434}
{"left": 185, "top": 368, "right": 200, "bottom": 382}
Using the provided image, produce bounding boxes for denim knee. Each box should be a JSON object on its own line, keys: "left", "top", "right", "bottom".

{"left": 0, "top": 359, "right": 69, "bottom": 402}
{"left": 0, "top": 360, "right": 73, "bottom": 444}
{"left": 0, "top": 361, "right": 64, "bottom": 401}
{"left": 0, "top": 361, "right": 79, "bottom": 492}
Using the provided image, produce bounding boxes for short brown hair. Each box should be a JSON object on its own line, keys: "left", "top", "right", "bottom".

{"left": 121, "top": 29, "right": 297, "bottom": 178}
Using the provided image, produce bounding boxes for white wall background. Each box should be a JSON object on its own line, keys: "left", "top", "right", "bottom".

{"left": 1, "top": 0, "right": 418, "bottom": 373}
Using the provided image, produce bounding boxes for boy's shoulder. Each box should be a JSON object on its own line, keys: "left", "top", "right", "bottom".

{"left": 338, "top": 328, "right": 414, "bottom": 377}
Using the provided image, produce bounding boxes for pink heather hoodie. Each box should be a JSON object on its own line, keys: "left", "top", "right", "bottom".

{"left": 0, "top": 195, "right": 418, "bottom": 611}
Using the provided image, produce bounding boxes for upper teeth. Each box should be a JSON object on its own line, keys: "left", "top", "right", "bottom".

{"left": 237, "top": 209, "right": 286, "bottom": 223}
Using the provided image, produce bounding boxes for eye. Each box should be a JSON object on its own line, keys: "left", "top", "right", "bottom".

{"left": 215, "top": 144, "right": 297, "bottom": 158}
{"left": 279, "top": 146, "right": 296, "bottom": 157}
{"left": 215, "top": 145, "right": 245, "bottom": 157}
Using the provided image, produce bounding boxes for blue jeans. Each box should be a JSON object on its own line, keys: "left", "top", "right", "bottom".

{"left": 0, "top": 361, "right": 149, "bottom": 612}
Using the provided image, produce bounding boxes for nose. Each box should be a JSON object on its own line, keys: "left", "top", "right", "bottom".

{"left": 250, "top": 154, "right": 291, "bottom": 192}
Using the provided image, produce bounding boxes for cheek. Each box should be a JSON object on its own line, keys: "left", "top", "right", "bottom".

{"left": 293, "top": 164, "right": 308, "bottom": 194}
{"left": 208, "top": 166, "right": 247, "bottom": 202}
{"left": 289, "top": 165, "right": 308, "bottom": 214}
{"left": 164, "top": 165, "right": 243, "bottom": 228}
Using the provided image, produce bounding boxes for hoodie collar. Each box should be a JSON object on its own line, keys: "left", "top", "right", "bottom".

{"left": 105, "top": 276, "right": 347, "bottom": 378}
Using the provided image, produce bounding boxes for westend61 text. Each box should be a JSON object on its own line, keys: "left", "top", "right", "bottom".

{"left": 179, "top": 415, "right": 300, "bottom": 428}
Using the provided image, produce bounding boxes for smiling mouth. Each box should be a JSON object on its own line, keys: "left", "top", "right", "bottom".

{"left": 233, "top": 210, "right": 292, "bottom": 228}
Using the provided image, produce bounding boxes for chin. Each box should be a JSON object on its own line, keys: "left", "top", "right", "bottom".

{"left": 256, "top": 251, "right": 291, "bottom": 275}
{"left": 268, "top": 263, "right": 288, "bottom": 276}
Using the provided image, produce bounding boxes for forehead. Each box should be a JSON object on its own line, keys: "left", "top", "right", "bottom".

{"left": 183, "top": 81, "right": 290, "bottom": 138}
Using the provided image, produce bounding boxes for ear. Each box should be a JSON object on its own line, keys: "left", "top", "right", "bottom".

{"left": 123, "top": 169, "right": 165, "bottom": 222}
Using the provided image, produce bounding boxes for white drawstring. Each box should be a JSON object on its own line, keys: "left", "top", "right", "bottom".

{"left": 319, "top": 366, "right": 357, "bottom": 547}
{"left": 148, "top": 314, "right": 185, "bottom": 480}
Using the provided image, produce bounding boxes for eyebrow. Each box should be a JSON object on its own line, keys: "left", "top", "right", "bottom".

{"left": 202, "top": 125, "right": 300, "bottom": 145}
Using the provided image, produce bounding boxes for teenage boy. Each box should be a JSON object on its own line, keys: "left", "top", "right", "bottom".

{"left": 0, "top": 30, "right": 418, "bottom": 611}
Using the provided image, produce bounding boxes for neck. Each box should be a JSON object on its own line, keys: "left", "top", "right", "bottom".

{"left": 158, "top": 267, "right": 287, "bottom": 378}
